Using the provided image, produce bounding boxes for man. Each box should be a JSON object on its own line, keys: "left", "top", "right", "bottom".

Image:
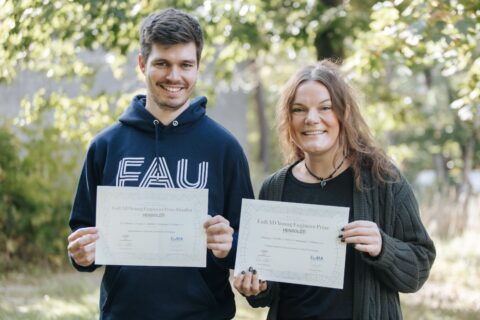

{"left": 67, "top": 8, "right": 254, "bottom": 320}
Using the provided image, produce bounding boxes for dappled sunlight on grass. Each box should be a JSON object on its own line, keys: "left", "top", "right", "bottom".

{"left": 401, "top": 232, "right": 480, "bottom": 319}
{"left": 0, "top": 270, "right": 101, "bottom": 320}
{"left": 1, "top": 234, "right": 479, "bottom": 319}
{"left": 5, "top": 293, "right": 99, "bottom": 319}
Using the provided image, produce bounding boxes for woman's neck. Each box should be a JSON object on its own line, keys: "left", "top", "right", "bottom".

{"left": 293, "top": 152, "right": 349, "bottom": 184}
{"left": 306, "top": 153, "right": 344, "bottom": 177}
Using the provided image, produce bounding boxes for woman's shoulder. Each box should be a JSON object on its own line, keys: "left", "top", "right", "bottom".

{"left": 360, "top": 159, "right": 404, "bottom": 181}
{"left": 259, "top": 164, "right": 294, "bottom": 200}
{"left": 358, "top": 161, "right": 412, "bottom": 194}
{"left": 357, "top": 165, "right": 417, "bottom": 215}
{"left": 263, "top": 166, "right": 289, "bottom": 185}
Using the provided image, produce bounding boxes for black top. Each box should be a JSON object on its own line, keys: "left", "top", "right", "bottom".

{"left": 278, "top": 166, "right": 354, "bottom": 320}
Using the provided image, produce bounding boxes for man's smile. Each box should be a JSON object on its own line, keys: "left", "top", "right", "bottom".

{"left": 159, "top": 84, "right": 183, "bottom": 93}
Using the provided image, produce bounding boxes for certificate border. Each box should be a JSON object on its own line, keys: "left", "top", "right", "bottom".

{"left": 95, "top": 186, "right": 208, "bottom": 267}
{"left": 235, "top": 199, "right": 349, "bottom": 289}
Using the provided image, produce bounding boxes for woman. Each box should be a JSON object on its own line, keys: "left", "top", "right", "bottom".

{"left": 234, "top": 60, "right": 435, "bottom": 319}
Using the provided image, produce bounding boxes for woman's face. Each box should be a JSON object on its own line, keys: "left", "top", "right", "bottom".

{"left": 290, "top": 80, "right": 341, "bottom": 158}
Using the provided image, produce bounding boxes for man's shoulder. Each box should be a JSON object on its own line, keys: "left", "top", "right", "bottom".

{"left": 89, "top": 121, "right": 124, "bottom": 147}
{"left": 201, "top": 116, "right": 243, "bottom": 147}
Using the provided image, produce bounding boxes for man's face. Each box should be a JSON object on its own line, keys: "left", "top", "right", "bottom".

{"left": 139, "top": 42, "right": 198, "bottom": 112}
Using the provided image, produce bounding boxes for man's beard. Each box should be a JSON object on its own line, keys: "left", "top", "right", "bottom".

{"left": 152, "top": 96, "right": 187, "bottom": 111}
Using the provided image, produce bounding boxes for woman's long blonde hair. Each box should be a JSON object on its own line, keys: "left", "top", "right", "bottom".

{"left": 277, "top": 60, "right": 398, "bottom": 188}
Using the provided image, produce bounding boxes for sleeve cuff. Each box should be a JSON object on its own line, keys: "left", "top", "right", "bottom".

{"left": 69, "top": 253, "right": 98, "bottom": 272}
{"left": 362, "top": 229, "right": 396, "bottom": 269}
{"left": 246, "top": 281, "right": 274, "bottom": 307}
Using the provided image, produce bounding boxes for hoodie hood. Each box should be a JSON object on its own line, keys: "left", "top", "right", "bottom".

{"left": 119, "top": 94, "right": 207, "bottom": 133}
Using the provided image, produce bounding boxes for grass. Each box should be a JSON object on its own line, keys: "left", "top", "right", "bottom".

{"left": 1, "top": 232, "right": 479, "bottom": 319}
{"left": 400, "top": 232, "right": 480, "bottom": 320}
{"left": 0, "top": 270, "right": 100, "bottom": 320}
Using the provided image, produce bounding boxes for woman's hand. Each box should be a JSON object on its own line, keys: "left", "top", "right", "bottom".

{"left": 341, "top": 220, "right": 382, "bottom": 257}
{"left": 233, "top": 267, "right": 268, "bottom": 297}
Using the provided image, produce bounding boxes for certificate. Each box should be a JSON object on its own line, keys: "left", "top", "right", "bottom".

{"left": 95, "top": 186, "right": 208, "bottom": 267}
{"left": 235, "top": 199, "right": 349, "bottom": 289}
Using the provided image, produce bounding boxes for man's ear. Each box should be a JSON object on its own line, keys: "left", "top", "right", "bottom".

{"left": 138, "top": 53, "right": 146, "bottom": 73}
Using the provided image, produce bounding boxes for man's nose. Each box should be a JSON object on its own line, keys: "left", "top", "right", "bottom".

{"left": 166, "top": 66, "right": 180, "bottom": 81}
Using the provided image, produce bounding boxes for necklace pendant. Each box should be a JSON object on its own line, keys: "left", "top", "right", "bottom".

{"left": 320, "top": 180, "right": 327, "bottom": 188}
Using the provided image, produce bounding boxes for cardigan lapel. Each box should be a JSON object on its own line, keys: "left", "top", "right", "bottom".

{"left": 351, "top": 168, "right": 374, "bottom": 319}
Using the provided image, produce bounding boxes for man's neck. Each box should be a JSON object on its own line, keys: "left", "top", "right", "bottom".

{"left": 145, "top": 99, "right": 190, "bottom": 125}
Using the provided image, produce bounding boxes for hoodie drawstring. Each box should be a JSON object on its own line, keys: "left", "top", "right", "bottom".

{"left": 153, "top": 119, "right": 160, "bottom": 181}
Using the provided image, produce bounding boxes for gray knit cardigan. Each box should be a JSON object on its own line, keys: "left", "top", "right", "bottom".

{"left": 246, "top": 164, "right": 436, "bottom": 320}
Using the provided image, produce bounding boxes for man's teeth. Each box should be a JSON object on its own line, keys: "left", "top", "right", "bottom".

{"left": 163, "top": 86, "right": 182, "bottom": 92}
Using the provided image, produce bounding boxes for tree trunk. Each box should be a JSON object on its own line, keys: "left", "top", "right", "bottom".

{"left": 454, "top": 105, "right": 480, "bottom": 234}
{"left": 254, "top": 61, "right": 270, "bottom": 173}
{"left": 314, "top": 0, "right": 344, "bottom": 60}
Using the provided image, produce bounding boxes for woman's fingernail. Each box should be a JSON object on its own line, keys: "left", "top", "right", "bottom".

{"left": 248, "top": 266, "right": 253, "bottom": 272}
{"left": 341, "top": 227, "right": 345, "bottom": 231}
{"left": 241, "top": 270, "right": 245, "bottom": 275}
{"left": 341, "top": 238, "right": 345, "bottom": 242}
{"left": 337, "top": 234, "right": 343, "bottom": 238}
{"left": 253, "top": 269, "right": 257, "bottom": 275}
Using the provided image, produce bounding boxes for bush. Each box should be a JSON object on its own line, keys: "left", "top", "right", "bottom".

{"left": 0, "top": 123, "right": 82, "bottom": 271}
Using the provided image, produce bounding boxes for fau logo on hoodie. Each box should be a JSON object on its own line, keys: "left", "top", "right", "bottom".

{"left": 116, "top": 157, "right": 208, "bottom": 189}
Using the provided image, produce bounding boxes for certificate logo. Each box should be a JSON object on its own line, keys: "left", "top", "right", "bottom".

{"left": 310, "top": 255, "right": 324, "bottom": 263}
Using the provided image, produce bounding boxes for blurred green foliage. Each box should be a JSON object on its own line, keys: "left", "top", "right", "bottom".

{"left": 345, "top": 0, "right": 480, "bottom": 184}
{"left": 0, "top": 0, "right": 478, "bottom": 268}
{"left": 0, "top": 120, "right": 75, "bottom": 270}
{"left": 0, "top": 90, "right": 129, "bottom": 270}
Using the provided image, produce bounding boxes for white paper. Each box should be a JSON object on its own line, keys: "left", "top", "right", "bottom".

{"left": 235, "top": 199, "right": 349, "bottom": 289}
{"left": 95, "top": 186, "right": 208, "bottom": 267}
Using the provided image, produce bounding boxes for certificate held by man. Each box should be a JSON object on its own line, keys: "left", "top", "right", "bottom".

{"left": 95, "top": 186, "right": 208, "bottom": 267}
{"left": 235, "top": 199, "right": 349, "bottom": 289}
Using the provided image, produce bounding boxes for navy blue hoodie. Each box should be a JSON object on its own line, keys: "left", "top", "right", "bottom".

{"left": 69, "top": 95, "right": 254, "bottom": 319}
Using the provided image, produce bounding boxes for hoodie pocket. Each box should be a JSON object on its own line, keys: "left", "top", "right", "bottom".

{"left": 101, "top": 266, "right": 218, "bottom": 315}
{"left": 186, "top": 268, "right": 218, "bottom": 307}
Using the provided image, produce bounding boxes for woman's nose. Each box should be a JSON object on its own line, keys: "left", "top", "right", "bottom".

{"left": 305, "top": 109, "right": 320, "bottom": 124}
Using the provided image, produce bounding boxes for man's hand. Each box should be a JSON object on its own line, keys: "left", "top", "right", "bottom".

{"left": 67, "top": 227, "right": 98, "bottom": 267}
{"left": 340, "top": 220, "right": 382, "bottom": 257}
{"left": 204, "top": 215, "right": 233, "bottom": 259}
